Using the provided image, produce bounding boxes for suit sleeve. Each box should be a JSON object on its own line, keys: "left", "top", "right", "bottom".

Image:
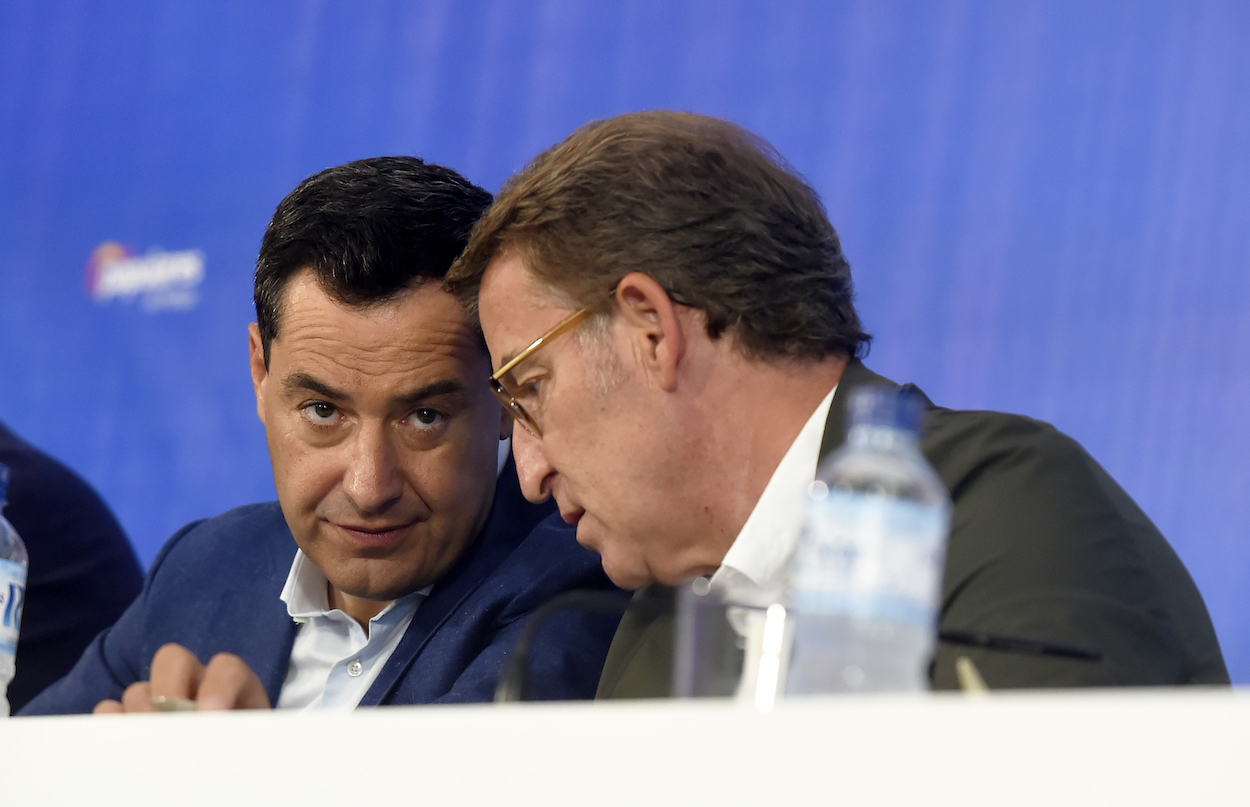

{"left": 928, "top": 413, "right": 1227, "bottom": 688}
{"left": 17, "top": 521, "right": 205, "bottom": 715}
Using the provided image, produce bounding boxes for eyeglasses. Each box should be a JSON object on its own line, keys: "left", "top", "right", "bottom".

{"left": 490, "top": 307, "right": 591, "bottom": 438}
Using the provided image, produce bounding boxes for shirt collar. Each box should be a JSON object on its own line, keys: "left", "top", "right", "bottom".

{"left": 710, "top": 384, "right": 837, "bottom": 606}
{"left": 279, "top": 549, "right": 430, "bottom": 623}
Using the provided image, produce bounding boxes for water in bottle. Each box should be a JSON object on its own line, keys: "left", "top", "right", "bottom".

{"left": 0, "top": 462, "right": 29, "bottom": 716}
{"left": 785, "top": 386, "right": 950, "bottom": 694}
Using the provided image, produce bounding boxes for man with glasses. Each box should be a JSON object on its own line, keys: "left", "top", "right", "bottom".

{"left": 22, "top": 157, "right": 621, "bottom": 714}
{"left": 445, "top": 111, "right": 1228, "bottom": 694}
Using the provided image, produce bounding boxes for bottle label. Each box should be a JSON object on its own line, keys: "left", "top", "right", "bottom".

{"left": 0, "top": 558, "right": 26, "bottom": 657}
{"left": 789, "top": 490, "right": 948, "bottom": 626}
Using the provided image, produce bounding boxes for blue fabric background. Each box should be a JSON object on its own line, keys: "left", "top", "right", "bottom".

{"left": 2, "top": 0, "right": 1247, "bottom": 680}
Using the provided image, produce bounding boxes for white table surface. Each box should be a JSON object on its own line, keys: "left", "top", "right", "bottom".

{"left": 3, "top": 687, "right": 1246, "bottom": 806}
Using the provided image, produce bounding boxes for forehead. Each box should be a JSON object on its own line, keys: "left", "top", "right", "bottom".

{"left": 272, "top": 272, "right": 487, "bottom": 387}
{"left": 478, "top": 253, "right": 573, "bottom": 366}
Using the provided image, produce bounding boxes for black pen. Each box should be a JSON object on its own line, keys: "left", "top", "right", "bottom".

{"left": 939, "top": 628, "right": 1102, "bottom": 661}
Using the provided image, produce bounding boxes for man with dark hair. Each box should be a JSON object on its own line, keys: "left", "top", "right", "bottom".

{"left": 22, "top": 157, "right": 620, "bottom": 715}
{"left": 445, "top": 111, "right": 1228, "bottom": 695}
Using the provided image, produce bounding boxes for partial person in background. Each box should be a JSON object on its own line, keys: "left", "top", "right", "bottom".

{"left": 0, "top": 420, "right": 143, "bottom": 712}
{"left": 445, "top": 111, "right": 1228, "bottom": 696}
{"left": 21, "top": 156, "right": 620, "bottom": 715}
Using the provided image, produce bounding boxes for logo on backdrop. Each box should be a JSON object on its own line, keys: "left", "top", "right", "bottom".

{"left": 85, "top": 241, "right": 206, "bottom": 311}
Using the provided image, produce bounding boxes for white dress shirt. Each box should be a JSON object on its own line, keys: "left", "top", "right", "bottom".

{"left": 275, "top": 550, "right": 428, "bottom": 711}
{"left": 702, "top": 387, "right": 836, "bottom": 704}
{"left": 709, "top": 385, "right": 837, "bottom": 607}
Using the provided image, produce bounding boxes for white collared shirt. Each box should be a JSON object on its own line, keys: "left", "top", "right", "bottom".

{"left": 708, "top": 385, "right": 837, "bottom": 607}
{"left": 275, "top": 550, "right": 428, "bottom": 711}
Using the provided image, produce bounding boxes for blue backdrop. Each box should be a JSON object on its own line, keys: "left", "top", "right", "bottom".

{"left": 2, "top": 0, "right": 1247, "bottom": 681}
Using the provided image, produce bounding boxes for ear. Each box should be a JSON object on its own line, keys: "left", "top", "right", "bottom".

{"left": 613, "top": 272, "right": 686, "bottom": 392}
{"left": 248, "top": 323, "right": 269, "bottom": 426}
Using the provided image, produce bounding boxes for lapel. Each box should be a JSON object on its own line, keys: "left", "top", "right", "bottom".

{"left": 256, "top": 611, "right": 300, "bottom": 706}
{"left": 360, "top": 456, "right": 551, "bottom": 705}
{"left": 251, "top": 510, "right": 302, "bottom": 705}
{"left": 595, "top": 584, "right": 677, "bottom": 699}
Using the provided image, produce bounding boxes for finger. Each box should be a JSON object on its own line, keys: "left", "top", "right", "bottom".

{"left": 149, "top": 643, "right": 206, "bottom": 702}
{"left": 93, "top": 699, "right": 125, "bottom": 715}
{"left": 196, "top": 652, "right": 271, "bottom": 711}
{"left": 120, "top": 681, "right": 156, "bottom": 713}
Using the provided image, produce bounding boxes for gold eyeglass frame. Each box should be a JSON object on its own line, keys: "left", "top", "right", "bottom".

{"left": 489, "top": 307, "right": 591, "bottom": 438}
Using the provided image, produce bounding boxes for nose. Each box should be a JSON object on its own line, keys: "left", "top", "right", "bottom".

{"left": 342, "top": 422, "right": 404, "bottom": 514}
{"left": 511, "top": 420, "right": 556, "bottom": 504}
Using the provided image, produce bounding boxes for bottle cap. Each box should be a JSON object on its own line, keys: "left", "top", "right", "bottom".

{"left": 847, "top": 385, "right": 925, "bottom": 436}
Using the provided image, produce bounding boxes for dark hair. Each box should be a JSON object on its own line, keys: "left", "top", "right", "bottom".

{"left": 445, "top": 111, "right": 870, "bottom": 362}
{"left": 255, "top": 156, "right": 492, "bottom": 365}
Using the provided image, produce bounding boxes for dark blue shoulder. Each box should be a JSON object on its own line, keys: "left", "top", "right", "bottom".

{"left": 513, "top": 512, "right": 601, "bottom": 563}
{"left": 147, "top": 502, "right": 293, "bottom": 582}
{"left": 490, "top": 512, "right": 618, "bottom": 614}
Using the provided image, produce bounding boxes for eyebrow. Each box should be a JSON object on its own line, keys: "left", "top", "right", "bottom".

{"left": 283, "top": 373, "right": 346, "bottom": 401}
{"left": 281, "top": 373, "right": 466, "bottom": 406}
{"left": 394, "top": 379, "right": 466, "bottom": 407}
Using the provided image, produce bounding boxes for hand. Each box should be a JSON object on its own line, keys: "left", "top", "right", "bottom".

{"left": 93, "top": 643, "right": 272, "bottom": 714}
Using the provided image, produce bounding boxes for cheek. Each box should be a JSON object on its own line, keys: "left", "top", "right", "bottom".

{"left": 410, "top": 428, "right": 499, "bottom": 507}
{"left": 269, "top": 435, "right": 339, "bottom": 514}
{"left": 593, "top": 420, "right": 653, "bottom": 480}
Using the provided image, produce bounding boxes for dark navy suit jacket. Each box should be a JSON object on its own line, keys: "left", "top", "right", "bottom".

{"left": 21, "top": 462, "right": 622, "bottom": 714}
{"left": 0, "top": 421, "right": 143, "bottom": 713}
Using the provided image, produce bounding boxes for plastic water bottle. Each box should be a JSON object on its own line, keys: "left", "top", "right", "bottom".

{"left": 0, "top": 463, "right": 29, "bottom": 717}
{"left": 785, "top": 386, "right": 950, "bottom": 694}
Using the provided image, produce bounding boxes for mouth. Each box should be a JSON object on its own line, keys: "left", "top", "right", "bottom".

{"left": 564, "top": 509, "right": 603, "bottom": 554}
{"left": 335, "top": 522, "right": 414, "bottom": 549}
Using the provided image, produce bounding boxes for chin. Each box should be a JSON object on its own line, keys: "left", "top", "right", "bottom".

{"left": 330, "top": 562, "right": 430, "bottom": 603}
{"left": 349, "top": 579, "right": 428, "bottom": 603}
{"left": 600, "top": 557, "right": 653, "bottom": 592}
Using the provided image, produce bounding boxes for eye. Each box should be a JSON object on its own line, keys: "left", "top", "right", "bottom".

{"left": 512, "top": 375, "right": 543, "bottom": 406}
{"left": 301, "top": 401, "right": 340, "bottom": 426}
{"left": 410, "top": 408, "right": 445, "bottom": 430}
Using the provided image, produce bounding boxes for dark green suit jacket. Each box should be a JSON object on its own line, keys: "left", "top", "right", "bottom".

{"left": 597, "top": 362, "right": 1228, "bottom": 697}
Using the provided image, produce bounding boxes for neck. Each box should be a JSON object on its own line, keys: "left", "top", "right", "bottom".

{"left": 679, "top": 348, "right": 847, "bottom": 565}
